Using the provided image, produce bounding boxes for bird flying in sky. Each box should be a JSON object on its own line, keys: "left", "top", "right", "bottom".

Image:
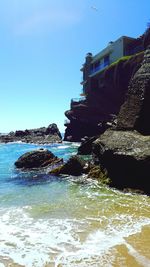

{"left": 91, "top": 5, "right": 98, "bottom": 11}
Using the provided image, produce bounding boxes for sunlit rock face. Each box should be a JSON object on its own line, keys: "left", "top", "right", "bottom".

{"left": 117, "top": 46, "right": 150, "bottom": 134}
{"left": 93, "top": 129, "right": 150, "bottom": 194}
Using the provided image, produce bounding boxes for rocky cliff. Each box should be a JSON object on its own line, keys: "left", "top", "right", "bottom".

{"left": 64, "top": 28, "right": 150, "bottom": 193}
{"left": 117, "top": 45, "right": 150, "bottom": 134}
{"left": 64, "top": 53, "right": 144, "bottom": 142}
{"left": 79, "top": 31, "right": 150, "bottom": 194}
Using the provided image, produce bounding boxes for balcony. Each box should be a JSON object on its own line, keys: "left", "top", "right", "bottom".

{"left": 71, "top": 97, "right": 86, "bottom": 109}
{"left": 90, "top": 60, "right": 110, "bottom": 76}
{"left": 80, "top": 80, "right": 87, "bottom": 85}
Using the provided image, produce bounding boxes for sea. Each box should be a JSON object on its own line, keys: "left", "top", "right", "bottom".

{"left": 0, "top": 141, "right": 150, "bottom": 267}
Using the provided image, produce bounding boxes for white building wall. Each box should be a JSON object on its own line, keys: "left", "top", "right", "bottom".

{"left": 110, "top": 37, "right": 124, "bottom": 63}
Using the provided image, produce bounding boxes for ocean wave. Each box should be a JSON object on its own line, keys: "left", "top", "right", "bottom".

{"left": 0, "top": 143, "right": 150, "bottom": 266}
{"left": 0, "top": 205, "right": 150, "bottom": 267}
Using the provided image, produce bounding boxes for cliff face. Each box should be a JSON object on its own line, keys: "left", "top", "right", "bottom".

{"left": 64, "top": 53, "right": 143, "bottom": 141}
{"left": 64, "top": 30, "right": 150, "bottom": 194}
{"left": 117, "top": 45, "right": 150, "bottom": 134}
{"left": 64, "top": 28, "right": 150, "bottom": 142}
{"left": 89, "top": 45, "right": 150, "bottom": 194}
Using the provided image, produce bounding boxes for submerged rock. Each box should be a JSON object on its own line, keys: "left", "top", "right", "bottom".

{"left": 15, "top": 148, "right": 63, "bottom": 169}
{"left": 93, "top": 129, "right": 150, "bottom": 194}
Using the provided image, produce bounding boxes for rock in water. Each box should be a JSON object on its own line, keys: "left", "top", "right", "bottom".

{"left": 15, "top": 148, "right": 62, "bottom": 169}
{"left": 0, "top": 123, "right": 62, "bottom": 144}
{"left": 93, "top": 129, "right": 150, "bottom": 194}
{"left": 50, "top": 156, "right": 86, "bottom": 176}
{"left": 46, "top": 123, "right": 62, "bottom": 139}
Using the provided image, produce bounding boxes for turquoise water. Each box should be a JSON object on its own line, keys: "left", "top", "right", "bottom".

{"left": 0, "top": 142, "right": 150, "bottom": 267}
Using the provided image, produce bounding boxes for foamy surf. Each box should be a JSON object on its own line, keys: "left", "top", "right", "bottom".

{"left": 0, "top": 143, "right": 150, "bottom": 267}
{"left": 0, "top": 205, "right": 150, "bottom": 267}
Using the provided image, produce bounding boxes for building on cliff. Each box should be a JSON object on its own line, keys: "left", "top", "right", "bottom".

{"left": 64, "top": 31, "right": 148, "bottom": 142}
{"left": 81, "top": 36, "right": 143, "bottom": 95}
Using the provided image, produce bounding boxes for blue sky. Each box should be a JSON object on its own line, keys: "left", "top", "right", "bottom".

{"left": 0, "top": 0, "right": 150, "bottom": 133}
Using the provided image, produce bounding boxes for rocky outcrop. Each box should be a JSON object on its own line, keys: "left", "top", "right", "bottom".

{"left": 117, "top": 46, "right": 150, "bottom": 134}
{"left": 62, "top": 28, "right": 150, "bottom": 193}
{"left": 87, "top": 165, "right": 110, "bottom": 184}
{"left": 50, "top": 156, "right": 86, "bottom": 176}
{"left": 77, "top": 136, "right": 98, "bottom": 155}
{"left": 0, "top": 124, "right": 62, "bottom": 144}
{"left": 64, "top": 52, "right": 144, "bottom": 141}
{"left": 92, "top": 129, "right": 150, "bottom": 194}
{"left": 85, "top": 44, "right": 150, "bottom": 194}
{"left": 64, "top": 27, "right": 150, "bottom": 142}
{"left": 143, "top": 26, "right": 150, "bottom": 49}
{"left": 15, "top": 148, "right": 63, "bottom": 169}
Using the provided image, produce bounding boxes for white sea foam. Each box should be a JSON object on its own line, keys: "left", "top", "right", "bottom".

{"left": 63, "top": 141, "right": 81, "bottom": 147}
{"left": 125, "top": 241, "right": 150, "bottom": 266}
{"left": 0, "top": 206, "right": 150, "bottom": 267}
{"left": 55, "top": 145, "right": 71, "bottom": 149}
{"left": 55, "top": 218, "right": 150, "bottom": 267}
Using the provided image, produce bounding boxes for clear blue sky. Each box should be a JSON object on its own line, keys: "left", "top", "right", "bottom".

{"left": 0, "top": 0, "right": 149, "bottom": 133}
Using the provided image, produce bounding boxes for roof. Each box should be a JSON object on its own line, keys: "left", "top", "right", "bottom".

{"left": 91, "top": 36, "right": 136, "bottom": 63}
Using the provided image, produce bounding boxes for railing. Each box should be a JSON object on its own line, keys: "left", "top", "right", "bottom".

{"left": 90, "top": 60, "right": 110, "bottom": 75}
{"left": 80, "top": 79, "right": 87, "bottom": 85}
{"left": 71, "top": 97, "right": 86, "bottom": 109}
{"left": 71, "top": 97, "right": 86, "bottom": 103}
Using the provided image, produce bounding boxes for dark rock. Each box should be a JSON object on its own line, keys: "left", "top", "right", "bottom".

{"left": 143, "top": 27, "right": 150, "bottom": 49}
{"left": 15, "top": 130, "right": 29, "bottom": 137}
{"left": 64, "top": 52, "right": 143, "bottom": 141}
{"left": 64, "top": 117, "right": 107, "bottom": 142}
{"left": 49, "top": 165, "right": 64, "bottom": 176}
{"left": 93, "top": 129, "right": 150, "bottom": 194}
{"left": 78, "top": 136, "right": 97, "bottom": 155}
{"left": 87, "top": 165, "right": 110, "bottom": 184}
{"left": 117, "top": 46, "right": 150, "bottom": 134}
{"left": 50, "top": 156, "right": 86, "bottom": 176}
{"left": 45, "top": 123, "right": 62, "bottom": 139}
{"left": 15, "top": 148, "right": 62, "bottom": 169}
{"left": 0, "top": 124, "right": 62, "bottom": 144}
{"left": 123, "top": 188, "right": 145, "bottom": 194}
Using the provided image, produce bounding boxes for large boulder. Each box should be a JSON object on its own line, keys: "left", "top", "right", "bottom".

{"left": 45, "top": 123, "right": 62, "bottom": 139}
{"left": 78, "top": 136, "right": 97, "bottom": 155}
{"left": 50, "top": 156, "right": 86, "bottom": 176}
{"left": 93, "top": 129, "right": 150, "bottom": 194}
{"left": 15, "top": 148, "right": 62, "bottom": 169}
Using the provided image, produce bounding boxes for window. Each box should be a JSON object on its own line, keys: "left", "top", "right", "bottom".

{"left": 95, "top": 60, "right": 100, "bottom": 68}
{"left": 104, "top": 55, "right": 110, "bottom": 66}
